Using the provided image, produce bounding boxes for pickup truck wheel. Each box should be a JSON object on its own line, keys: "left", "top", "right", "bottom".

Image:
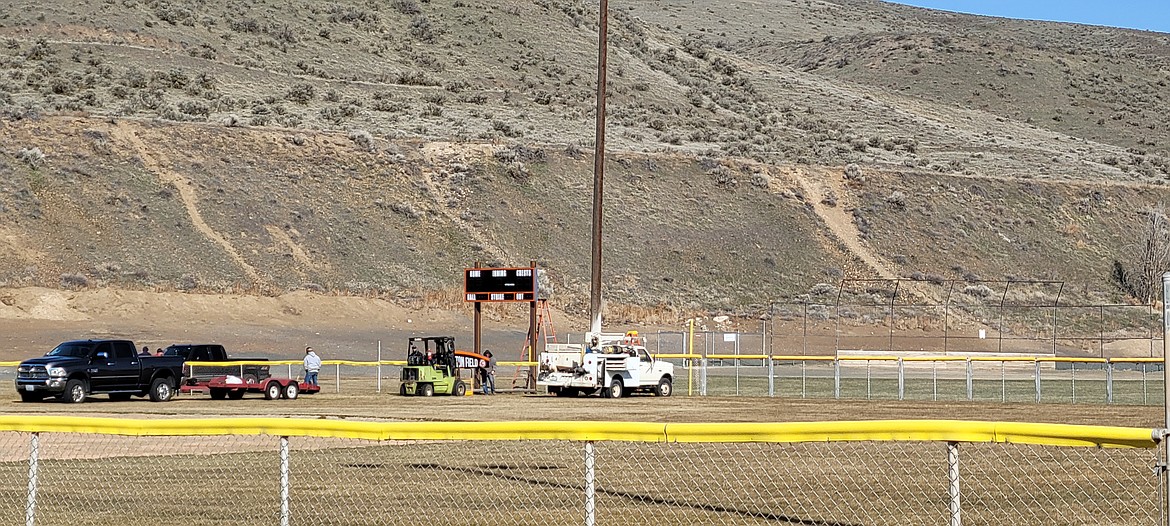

{"left": 264, "top": 381, "right": 282, "bottom": 400}
{"left": 149, "top": 378, "right": 175, "bottom": 402}
{"left": 607, "top": 377, "right": 624, "bottom": 399}
{"left": 453, "top": 380, "right": 466, "bottom": 397}
{"left": 63, "top": 379, "right": 87, "bottom": 403}
{"left": 210, "top": 388, "right": 228, "bottom": 400}
{"left": 420, "top": 383, "right": 434, "bottom": 397}
{"left": 19, "top": 392, "right": 43, "bottom": 403}
{"left": 283, "top": 382, "right": 299, "bottom": 400}
{"left": 655, "top": 377, "right": 673, "bottom": 397}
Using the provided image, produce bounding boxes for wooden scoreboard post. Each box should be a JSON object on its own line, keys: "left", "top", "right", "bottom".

{"left": 464, "top": 263, "right": 540, "bottom": 390}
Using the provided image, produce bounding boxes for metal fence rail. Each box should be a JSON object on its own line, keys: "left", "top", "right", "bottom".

{"left": 0, "top": 417, "right": 1160, "bottom": 526}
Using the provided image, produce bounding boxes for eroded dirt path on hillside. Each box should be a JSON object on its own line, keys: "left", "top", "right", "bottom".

{"left": 789, "top": 167, "right": 897, "bottom": 280}
{"left": 787, "top": 166, "right": 954, "bottom": 307}
{"left": 110, "top": 122, "right": 265, "bottom": 284}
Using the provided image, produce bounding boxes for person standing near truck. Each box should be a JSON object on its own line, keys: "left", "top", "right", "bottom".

{"left": 303, "top": 346, "right": 321, "bottom": 386}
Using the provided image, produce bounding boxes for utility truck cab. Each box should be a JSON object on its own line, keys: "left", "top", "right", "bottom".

{"left": 537, "top": 331, "right": 673, "bottom": 398}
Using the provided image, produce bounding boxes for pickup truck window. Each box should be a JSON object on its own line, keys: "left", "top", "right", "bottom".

{"left": 113, "top": 342, "right": 135, "bottom": 360}
{"left": 638, "top": 349, "right": 652, "bottom": 363}
{"left": 94, "top": 342, "right": 113, "bottom": 360}
{"left": 46, "top": 343, "right": 93, "bottom": 358}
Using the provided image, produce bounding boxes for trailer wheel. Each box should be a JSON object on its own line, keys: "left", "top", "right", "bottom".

{"left": 210, "top": 388, "right": 228, "bottom": 400}
{"left": 149, "top": 377, "right": 175, "bottom": 402}
{"left": 606, "top": 377, "right": 624, "bottom": 399}
{"left": 228, "top": 389, "right": 246, "bottom": 400}
{"left": 283, "top": 382, "right": 299, "bottom": 400}
{"left": 420, "top": 383, "right": 434, "bottom": 397}
{"left": 453, "top": 380, "right": 466, "bottom": 397}
{"left": 655, "top": 376, "right": 673, "bottom": 397}
{"left": 63, "top": 379, "right": 87, "bottom": 403}
{"left": 264, "top": 381, "right": 282, "bottom": 400}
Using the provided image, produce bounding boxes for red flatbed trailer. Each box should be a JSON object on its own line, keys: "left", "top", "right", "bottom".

{"left": 181, "top": 375, "right": 320, "bottom": 400}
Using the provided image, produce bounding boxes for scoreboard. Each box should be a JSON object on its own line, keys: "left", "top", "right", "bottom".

{"left": 464, "top": 267, "right": 538, "bottom": 302}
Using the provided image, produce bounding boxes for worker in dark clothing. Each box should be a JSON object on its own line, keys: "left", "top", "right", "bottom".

{"left": 481, "top": 350, "right": 497, "bottom": 395}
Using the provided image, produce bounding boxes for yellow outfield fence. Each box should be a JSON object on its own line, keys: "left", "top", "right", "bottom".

{"left": 0, "top": 417, "right": 1162, "bottom": 526}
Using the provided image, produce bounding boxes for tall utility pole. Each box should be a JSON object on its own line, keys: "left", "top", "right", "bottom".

{"left": 589, "top": 0, "right": 609, "bottom": 336}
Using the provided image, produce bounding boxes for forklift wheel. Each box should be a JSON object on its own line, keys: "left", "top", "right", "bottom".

{"left": 453, "top": 380, "right": 466, "bottom": 397}
{"left": 399, "top": 383, "right": 408, "bottom": 396}
{"left": 421, "top": 383, "right": 434, "bottom": 397}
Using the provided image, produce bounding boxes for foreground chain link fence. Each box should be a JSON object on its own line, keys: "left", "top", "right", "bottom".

{"left": 0, "top": 417, "right": 1162, "bottom": 526}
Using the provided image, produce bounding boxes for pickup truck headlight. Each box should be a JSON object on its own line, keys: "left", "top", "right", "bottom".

{"left": 46, "top": 367, "right": 67, "bottom": 377}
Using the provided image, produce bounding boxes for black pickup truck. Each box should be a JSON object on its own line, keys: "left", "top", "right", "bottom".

{"left": 15, "top": 340, "right": 185, "bottom": 403}
{"left": 163, "top": 344, "right": 270, "bottom": 386}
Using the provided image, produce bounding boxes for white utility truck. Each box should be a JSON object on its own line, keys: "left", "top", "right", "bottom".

{"left": 537, "top": 331, "right": 673, "bottom": 398}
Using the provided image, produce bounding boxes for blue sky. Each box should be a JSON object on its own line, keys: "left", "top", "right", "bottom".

{"left": 887, "top": 1, "right": 1170, "bottom": 34}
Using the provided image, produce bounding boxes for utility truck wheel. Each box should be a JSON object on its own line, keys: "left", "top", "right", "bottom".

{"left": 655, "top": 377, "right": 673, "bottom": 397}
{"left": 149, "top": 378, "right": 175, "bottom": 402}
{"left": 421, "top": 383, "right": 434, "bottom": 397}
{"left": 607, "top": 377, "right": 624, "bottom": 399}
{"left": 453, "top": 381, "right": 466, "bottom": 397}
{"left": 284, "top": 382, "right": 299, "bottom": 399}
{"left": 264, "top": 381, "right": 282, "bottom": 400}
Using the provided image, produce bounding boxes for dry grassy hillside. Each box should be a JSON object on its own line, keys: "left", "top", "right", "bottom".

{"left": 1, "top": 0, "right": 1169, "bottom": 318}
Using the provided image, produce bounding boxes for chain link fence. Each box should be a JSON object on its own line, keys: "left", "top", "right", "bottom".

{"left": 3, "top": 351, "right": 1165, "bottom": 404}
{"left": 0, "top": 418, "right": 1161, "bottom": 526}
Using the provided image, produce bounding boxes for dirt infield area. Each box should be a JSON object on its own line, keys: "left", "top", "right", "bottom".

{"left": 3, "top": 391, "right": 1165, "bottom": 429}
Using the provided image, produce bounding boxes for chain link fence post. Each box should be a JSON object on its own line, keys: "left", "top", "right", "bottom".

{"left": 25, "top": 432, "right": 37, "bottom": 526}
{"left": 966, "top": 358, "right": 973, "bottom": 401}
{"left": 834, "top": 358, "right": 841, "bottom": 399}
{"left": 948, "top": 441, "right": 961, "bottom": 526}
{"left": 768, "top": 356, "right": 775, "bottom": 397}
{"left": 1001, "top": 360, "right": 1006, "bottom": 403}
{"left": 1106, "top": 359, "right": 1113, "bottom": 404}
{"left": 897, "top": 357, "right": 904, "bottom": 401}
{"left": 700, "top": 357, "right": 707, "bottom": 397}
{"left": 584, "top": 441, "right": 595, "bottom": 526}
{"left": 1035, "top": 360, "right": 1042, "bottom": 403}
{"left": 280, "top": 436, "right": 290, "bottom": 526}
